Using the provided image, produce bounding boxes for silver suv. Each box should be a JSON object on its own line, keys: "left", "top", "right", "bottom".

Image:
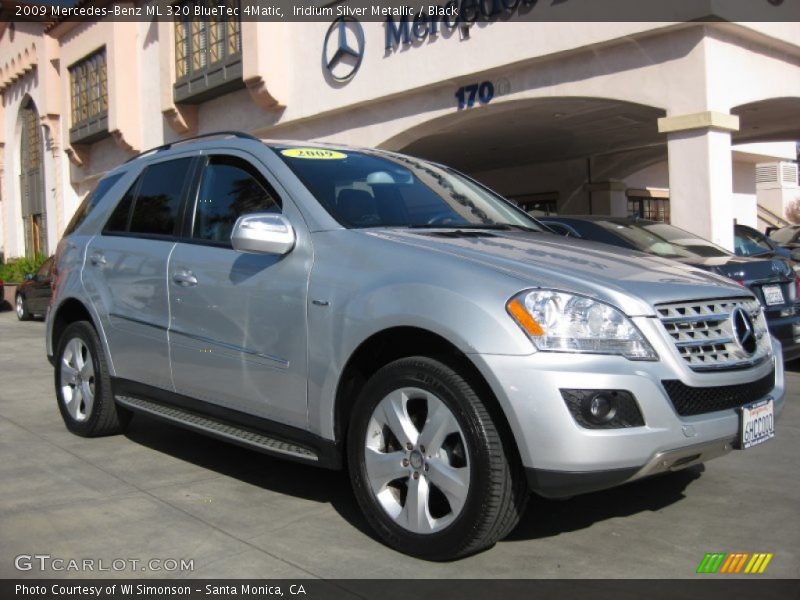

{"left": 47, "top": 132, "right": 782, "bottom": 560}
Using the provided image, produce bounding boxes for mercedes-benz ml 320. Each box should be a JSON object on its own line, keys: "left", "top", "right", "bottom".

{"left": 46, "top": 133, "right": 782, "bottom": 560}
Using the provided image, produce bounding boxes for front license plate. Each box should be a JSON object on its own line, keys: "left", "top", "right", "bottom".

{"left": 739, "top": 399, "right": 775, "bottom": 450}
{"left": 762, "top": 284, "right": 784, "bottom": 306}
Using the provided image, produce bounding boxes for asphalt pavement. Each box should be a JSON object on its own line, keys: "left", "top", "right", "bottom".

{"left": 0, "top": 310, "right": 797, "bottom": 579}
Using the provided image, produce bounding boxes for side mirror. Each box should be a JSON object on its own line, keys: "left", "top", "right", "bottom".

{"left": 231, "top": 213, "right": 296, "bottom": 256}
{"left": 24, "top": 273, "right": 35, "bottom": 281}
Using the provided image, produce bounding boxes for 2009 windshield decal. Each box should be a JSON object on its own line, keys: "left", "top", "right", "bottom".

{"left": 280, "top": 148, "right": 348, "bottom": 160}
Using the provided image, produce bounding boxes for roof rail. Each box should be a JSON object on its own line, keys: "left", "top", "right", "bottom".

{"left": 124, "top": 131, "right": 260, "bottom": 163}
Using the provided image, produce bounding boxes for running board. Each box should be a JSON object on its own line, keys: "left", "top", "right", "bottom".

{"left": 115, "top": 395, "right": 319, "bottom": 463}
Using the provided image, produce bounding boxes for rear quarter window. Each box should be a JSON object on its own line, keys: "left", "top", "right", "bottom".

{"left": 63, "top": 173, "right": 124, "bottom": 236}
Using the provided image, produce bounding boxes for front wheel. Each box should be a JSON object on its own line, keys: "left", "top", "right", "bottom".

{"left": 15, "top": 294, "right": 31, "bottom": 321}
{"left": 347, "top": 356, "right": 528, "bottom": 560}
{"left": 54, "top": 321, "right": 130, "bottom": 437}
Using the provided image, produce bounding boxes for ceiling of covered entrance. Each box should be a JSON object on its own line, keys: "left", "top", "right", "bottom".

{"left": 396, "top": 97, "right": 667, "bottom": 173}
{"left": 733, "top": 97, "right": 800, "bottom": 145}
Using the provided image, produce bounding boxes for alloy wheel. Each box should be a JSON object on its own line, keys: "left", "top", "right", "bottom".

{"left": 364, "top": 386, "right": 470, "bottom": 534}
{"left": 59, "top": 337, "right": 96, "bottom": 422}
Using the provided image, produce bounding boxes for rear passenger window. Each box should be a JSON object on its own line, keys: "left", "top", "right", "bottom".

{"left": 103, "top": 158, "right": 193, "bottom": 237}
{"left": 130, "top": 159, "right": 193, "bottom": 236}
{"left": 192, "top": 156, "right": 281, "bottom": 243}
{"left": 104, "top": 185, "right": 135, "bottom": 233}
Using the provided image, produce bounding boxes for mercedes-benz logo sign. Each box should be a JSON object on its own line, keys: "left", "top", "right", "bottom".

{"left": 323, "top": 17, "right": 365, "bottom": 82}
{"left": 731, "top": 307, "right": 757, "bottom": 355}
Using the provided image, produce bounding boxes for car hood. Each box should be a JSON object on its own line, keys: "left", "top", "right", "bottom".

{"left": 669, "top": 254, "right": 793, "bottom": 283}
{"left": 363, "top": 229, "right": 751, "bottom": 316}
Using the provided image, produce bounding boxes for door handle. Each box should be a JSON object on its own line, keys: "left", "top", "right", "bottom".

{"left": 172, "top": 270, "right": 198, "bottom": 287}
{"left": 89, "top": 252, "right": 106, "bottom": 266}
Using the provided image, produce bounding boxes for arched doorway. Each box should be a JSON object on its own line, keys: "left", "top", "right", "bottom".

{"left": 19, "top": 98, "right": 47, "bottom": 258}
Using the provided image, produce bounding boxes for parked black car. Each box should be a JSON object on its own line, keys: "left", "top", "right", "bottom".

{"left": 735, "top": 223, "right": 800, "bottom": 262}
{"left": 15, "top": 256, "right": 54, "bottom": 321}
{"left": 540, "top": 216, "right": 800, "bottom": 361}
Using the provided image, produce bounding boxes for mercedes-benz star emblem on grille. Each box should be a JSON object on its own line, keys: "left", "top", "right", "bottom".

{"left": 731, "top": 307, "right": 757, "bottom": 355}
{"left": 323, "top": 17, "right": 365, "bottom": 82}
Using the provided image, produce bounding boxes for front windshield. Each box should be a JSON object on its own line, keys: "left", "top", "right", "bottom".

{"left": 275, "top": 146, "right": 544, "bottom": 231}
{"left": 595, "top": 221, "right": 730, "bottom": 258}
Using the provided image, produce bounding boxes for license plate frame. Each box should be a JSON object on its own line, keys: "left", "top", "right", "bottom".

{"left": 738, "top": 398, "right": 775, "bottom": 450}
{"left": 762, "top": 284, "right": 785, "bottom": 306}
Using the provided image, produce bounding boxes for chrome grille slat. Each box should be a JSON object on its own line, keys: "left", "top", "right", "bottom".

{"left": 660, "top": 313, "right": 732, "bottom": 324}
{"left": 674, "top": 338, "right": 734, "bottom": 348}
{"left": 656, "top": 297, "right": 771, "bottom": 371}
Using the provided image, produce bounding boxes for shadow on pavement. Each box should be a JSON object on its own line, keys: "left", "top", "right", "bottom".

{"left": 506, "top": 466, "right": 702, "bottom": 541}
{"left": 123, "top": 413, "right": 376, "bottom": 539}
{"left": 124, "top": 412, "right": 705, "bottom": 547}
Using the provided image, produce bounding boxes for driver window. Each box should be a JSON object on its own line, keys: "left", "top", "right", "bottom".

{"left": 193, "top": 156, "right": 281, "bottom": 243}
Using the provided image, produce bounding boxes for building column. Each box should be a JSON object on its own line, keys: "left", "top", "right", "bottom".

{"left": 659, "top": 111, "right": 739, "bottom": 251}
{"left": 586, "top": 181, "right": 628, "bottom": 217}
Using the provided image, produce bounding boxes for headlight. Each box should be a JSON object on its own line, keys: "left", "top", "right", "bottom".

{"left": 506, "top": 290, "right": 658, "bottom": 361}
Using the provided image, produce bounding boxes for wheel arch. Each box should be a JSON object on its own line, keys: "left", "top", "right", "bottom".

{"left": 49, "top": 297, "right": 115, "bottom": 375}
{"left": 333, "top": 326, "right": 523, "bottom": 469}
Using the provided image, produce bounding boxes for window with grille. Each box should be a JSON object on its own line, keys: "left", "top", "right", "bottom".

{"left": 69, "top": 48, "right": 109, "bottom": 144}
{"left": 628, "top": 197, "right": 670, "bottom": 222}
{"left": 173, "top": 0, "right": 243, "bottom": 103}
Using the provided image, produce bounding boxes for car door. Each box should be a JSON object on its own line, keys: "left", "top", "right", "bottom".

{"left": 167, "top": 152, "right": 312, "bottom": 429}
{"left": 83, "top": 156, "right": 195, "bottom": 392}
{"left": 28, "top": 257, "right": 53, "bottom": 313}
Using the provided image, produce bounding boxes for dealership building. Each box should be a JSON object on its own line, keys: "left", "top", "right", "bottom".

{"left": 1, "top": 2, "right": 799, "bottom": 259}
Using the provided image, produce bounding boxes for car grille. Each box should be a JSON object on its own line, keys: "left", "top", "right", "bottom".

{"left": 662, "top": 369, "right": 775, "bottom": 416}
{"left": 655, "top": 297, "right": 771, "bottom": 371}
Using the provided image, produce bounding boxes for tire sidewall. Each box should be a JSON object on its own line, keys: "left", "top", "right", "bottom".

{"left": 54, "top": 321, "right": 112, "bottom": 436}
{"left": 15, "top": 294, "right": 29, "bottom": 320}
{"left": 347, "top": 357, "right": 498, "bottom": 559}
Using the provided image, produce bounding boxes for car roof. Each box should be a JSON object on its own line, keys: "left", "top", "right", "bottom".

{"left": 125, "top": 132, "right": 394, "bottom": 166}
{"left": 99, "top": 132, "right": 405, "bottom": 184}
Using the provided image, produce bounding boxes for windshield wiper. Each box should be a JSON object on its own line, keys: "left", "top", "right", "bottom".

{"left": 407, "top": 224, "right": 539, "bottom": 232}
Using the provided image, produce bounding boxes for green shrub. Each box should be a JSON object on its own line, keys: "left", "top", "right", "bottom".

{"left": 0, "top": 254, "right": 48, "bottom": 284}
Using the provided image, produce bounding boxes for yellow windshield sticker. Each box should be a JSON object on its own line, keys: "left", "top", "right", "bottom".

{"left": 281, "top": 148, "right": 347, "bottom": 160}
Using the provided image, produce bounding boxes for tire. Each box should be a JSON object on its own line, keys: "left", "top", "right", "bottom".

{"left": 347, "top": 356, "right": 528, "bottom": 560}
{"left": 54, "top": 321, "right": 130, "bottom": 437}
{"left": 15, "top": 294, "right": 31, "bottom": 321}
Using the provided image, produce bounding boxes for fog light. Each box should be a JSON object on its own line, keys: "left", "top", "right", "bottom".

{"left": 586, "top": 393, "right": 616, "bottom": 424}
{"left": 560, "top": 389, "right": 644, "bottom": 429}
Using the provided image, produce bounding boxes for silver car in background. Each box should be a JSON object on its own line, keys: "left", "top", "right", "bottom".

{"left": 46, "top": 133, "right": 782, "bottom": 560}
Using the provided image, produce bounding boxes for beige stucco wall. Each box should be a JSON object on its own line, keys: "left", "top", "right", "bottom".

{"left": 1, "top": 15, "right": 799, "bottom": 257}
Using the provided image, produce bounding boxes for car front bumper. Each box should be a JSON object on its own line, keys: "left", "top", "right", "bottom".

{"left": 471, "top": 324, "right": 785, "bottom": 499}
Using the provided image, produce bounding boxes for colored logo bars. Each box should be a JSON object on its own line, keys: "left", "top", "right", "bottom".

{"left": 696, "top": 552, "right": 774, "bottom": 574}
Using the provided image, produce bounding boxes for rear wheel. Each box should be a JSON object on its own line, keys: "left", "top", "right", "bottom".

{"left": 347, "top": 356, "right": 528, "bottom": 560}
{"left": 55, "top": 321, "right": 130, "bottom": 437}
{"left": 15, "top": 294, "right": 31, "bottom": 321}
